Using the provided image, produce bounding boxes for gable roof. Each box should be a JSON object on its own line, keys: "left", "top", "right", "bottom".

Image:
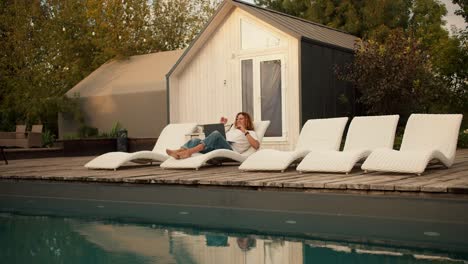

{"left": 67, "top": 49, "right": 184, "bottom": 98}
{"left": 232, "top": 0, "right": 357, "bottom": 50}
{"left": 167, "top": 0, "right": 358, "bottom": 77}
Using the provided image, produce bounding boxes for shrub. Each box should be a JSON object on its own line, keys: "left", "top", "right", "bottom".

{"left": 393, "top": 127, "right": 405, "bottom": 150}
{"left": 41, "top": 130, "right": 56, "bottom": 147}
{"left": 338, "top": 29, "right": 450, "bottom": 118}
{"left": 109, "top": 122, "right": 123, "bottom": 138}
{"left": 78, "top": 125, "right": 99, "bottom": 138}
{"left": 459, "top": 129, "right": 468, "bottom": 148}
{"left": 63, "top": 134, "right": 79, "bottom": 140}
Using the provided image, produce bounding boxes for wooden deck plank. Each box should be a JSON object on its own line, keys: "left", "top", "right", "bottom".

{"left": 447, "top": 184, "right": 468, "bottom": 194}
{"left": 345, "top": 175, "right": 413, "bottom": 190}
{"left": 213, "top": 172, "right": 278, "bottom": 186}
{"left": 281, "top": 173, "right": 369, "bottom": 188}
{"left": 1, "top": 150, "right": 468, "bottom": 195}
{"left": 123, "top": 172, "right": 189, "bottom": 184}
{"left": 263, "top": 175, "right": 318, "bottom": 187}
{"left": 124, "top": 166, "right": 237, "bottom": 184}
{"left": 355, "top": 177, "right": 412, "bottom": 190}
{"left": 321, "top": 175, "right": 380, "bottom": 189}
{"left": 421, "top": 175, "right": 468, "bottom": 192}
{"left": 280, "top": 173, "right": 345, "bottom": 186}
{"left": 363, "top": 165, "right": 468, "bottom": 192}
{"left": 197, "top": 172, "right": 253, "bottom": 185}
{"left": 181, "top": 170, "right": 245, "bottom": 184}
{"left": 243, "top": 173, "right": 305, "bottom": 187}
{"left": 170, "top": 170, "right": 237, "bottom": 185}
{"left": 394, "top": 167, "right": 468, "bottom": 192}
{"left": 293, "top": 175, "right": 360, "bottom": 188}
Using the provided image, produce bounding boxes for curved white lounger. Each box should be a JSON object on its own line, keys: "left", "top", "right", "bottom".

{"left": 160, "top": 121, "right": 270, "bottom": 170}
{"left": 84, "top": 123, "right": 197, "bottom": 170}
{"left": 296, "top": 115, "right": 399, "bottom": 173}
{"left": 361, "top": 114, "right": 463, "bottom": 175}
{"left": 239, "top": 117, "right": 349, "bottom": 172}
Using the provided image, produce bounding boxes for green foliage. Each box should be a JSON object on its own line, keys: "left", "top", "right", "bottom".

{"left": 452, "top": 0, "right": 468, "bottom": 23}
{"left": 393, "top": 127, "right": 405, "bottom": 150}
{"left": 337, "top": 93, "right": 352, "bottom": 116}
{"left": 0, "top": 0, "right": 219, "bottom": 139}
{"left": 63, "top": 133, "right": 79, "bottom": 140}
{"left": 99, "top": 132, "right": 110, "bottom": 138}
{"left": 109, "top": 122, "right": 123, "bottom": 138}
{"left": 65, "top": 121, "right": 126, "bottom": 139}
{"left": 338, "top": 30, "right": 447, "bottom": 116}
{"left": 256, "top": 0, "right": 412, "bottom": 40}
{"left": 459, "top": 128, "right": 468, "bottom": 148}
{"left": 254, "top": 0, "right": 310, "bottom": 17}
{"left": 152, "top": 0, "right": 219, "bottom": 51}
{"left": 78, "top": 125, "right": 99, "bottom": 138}
{"left": 41, "top": 129, "right": 56, "bottom": 148}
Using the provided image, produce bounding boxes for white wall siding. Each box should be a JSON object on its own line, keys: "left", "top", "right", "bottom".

{"left": 175, "top": 11, "right": 240, "bottom": 124}
{"left": 170, "top": 8, "right": 300, "bottom": 150}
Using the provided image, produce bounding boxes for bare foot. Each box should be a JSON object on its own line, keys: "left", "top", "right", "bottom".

{"left": 166, "top": 149, "right": 181, "bottom": 159}
{"left": 178, "top": 150, "right": 192, "bottom": 159}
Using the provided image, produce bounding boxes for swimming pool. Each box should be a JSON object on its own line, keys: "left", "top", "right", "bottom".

{"left": 1, "top": 180, "right": 467, "bottom": 263}
{"left": 1, "top": 213, "right": 467, "bottom": 264}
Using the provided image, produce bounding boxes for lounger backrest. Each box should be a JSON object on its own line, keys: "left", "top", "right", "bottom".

{"left": 16, "top": 125, "right": 27, "bottom": 139}
{"left": 343, "top": 115, "right": 399, "bottom": 151}
{"left": 16, "top": 125, "right": 26, "bottom": 133}
{"left": 296, "top": 117, "right": 349, "bottom": 151}
{"left": 241, "top": 120, "right": 271, "bottom": 157}
{"left": 31, "top": 125, "right": 43, "bottom": 133}
{"left": 400, "top": 114, "right": 463, "bottom": 161}
{"left": 153, "top": 123, "right": 197, "bottom": 153}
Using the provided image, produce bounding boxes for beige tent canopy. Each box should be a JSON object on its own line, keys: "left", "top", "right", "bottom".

{"left": 59, "top": 49, "right": 183, "bottom": 139}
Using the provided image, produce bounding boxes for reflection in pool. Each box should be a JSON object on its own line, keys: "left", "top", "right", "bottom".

{"left": 0, "top": 213, "right": 466, "bottom": 264}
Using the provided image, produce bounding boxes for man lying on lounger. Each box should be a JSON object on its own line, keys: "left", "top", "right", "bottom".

{"left": 166, "top": 112, "right": 260, "bottom": 159}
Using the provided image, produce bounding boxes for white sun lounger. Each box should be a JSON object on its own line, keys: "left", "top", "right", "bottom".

{"left": 160, "top": 121, "right": 271, "bottom": 170}
{"left": 239, "top": 117, "right": 349, "bottom": 172}
{"left": 84, "top": 123, "right": 197, "bottom": 170}
{"left": 361, "top": 114, "right": 463, "bottom": 175}
{"left": 296, "top": 115, "right": 399, "bottom": 174}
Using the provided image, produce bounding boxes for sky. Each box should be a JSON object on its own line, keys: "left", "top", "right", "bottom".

{"left": 243, "top": 0, "right": 467, "bottom": 31}
{"left": 442, "top": 0, "right": 467, "bottom": 31}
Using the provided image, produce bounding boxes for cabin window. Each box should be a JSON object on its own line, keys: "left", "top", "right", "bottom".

{"left": 260, "top": 59, "right": 282, "bottom": 137}
{"left": 241, "top": 56, "right": 285, "bottom": 140}
{"left": 241, "top": 59, "right": 254, "bottom": 115}
{"left": 240, "top": 19, "right": 280, "bottom": 50}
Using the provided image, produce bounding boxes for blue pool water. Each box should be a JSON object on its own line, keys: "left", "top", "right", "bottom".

{"left": 1, "top": 213, "right": 467, "bottom": 264}
{"left": 1, "top": 181, "right": 468, "bottom": 263}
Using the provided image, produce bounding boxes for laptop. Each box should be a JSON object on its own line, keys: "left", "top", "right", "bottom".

{"left": 203, "top": 123, "right": 227, "bottom": 139}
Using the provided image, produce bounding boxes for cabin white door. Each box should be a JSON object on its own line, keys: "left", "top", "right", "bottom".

{"left": 241, "top": 55, "right": 286, "bottom": 141}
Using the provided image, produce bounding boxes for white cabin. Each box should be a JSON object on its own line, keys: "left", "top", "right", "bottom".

{"left": 167, "top": 0, "right": 357, "bottom": 150}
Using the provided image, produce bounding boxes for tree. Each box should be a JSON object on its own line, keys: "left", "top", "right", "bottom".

{"left": 0, "top": 0, "right": 220, "bottom": 136}
{"left": 0, "top": 0, "right": 50, "bottom": 127}
{"left": 85, "top": 0, "right": 155, "bottom": 61}
{"left": 255, "top": 0, "right": 412, "bottom": 40}
{"left": 337, "top": 30, "right": 447, "bottom": 116}
{"left": 409, "top": 0, "right": 448, "bottom": 48}
{"left": 254, "top": 0, "right": 309, "bottom": 17}
{"left": 453, "top": 0, "right": 468, "bottom": 23}
{"left": 152, "top": 0, "right": 219, "bottom": 51}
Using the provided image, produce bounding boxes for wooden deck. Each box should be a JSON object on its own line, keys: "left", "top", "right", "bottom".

{"left": 1, "top": 149, "right": 468, "bottom": 195}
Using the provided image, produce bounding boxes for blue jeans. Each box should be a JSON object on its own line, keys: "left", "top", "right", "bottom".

{"left": 182, "top": 131, "right": 232, "bottom": 154}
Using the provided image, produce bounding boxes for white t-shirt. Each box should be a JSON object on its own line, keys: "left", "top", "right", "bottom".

{"left": 226, "top": 128, "right": 258, "bottom": 153}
